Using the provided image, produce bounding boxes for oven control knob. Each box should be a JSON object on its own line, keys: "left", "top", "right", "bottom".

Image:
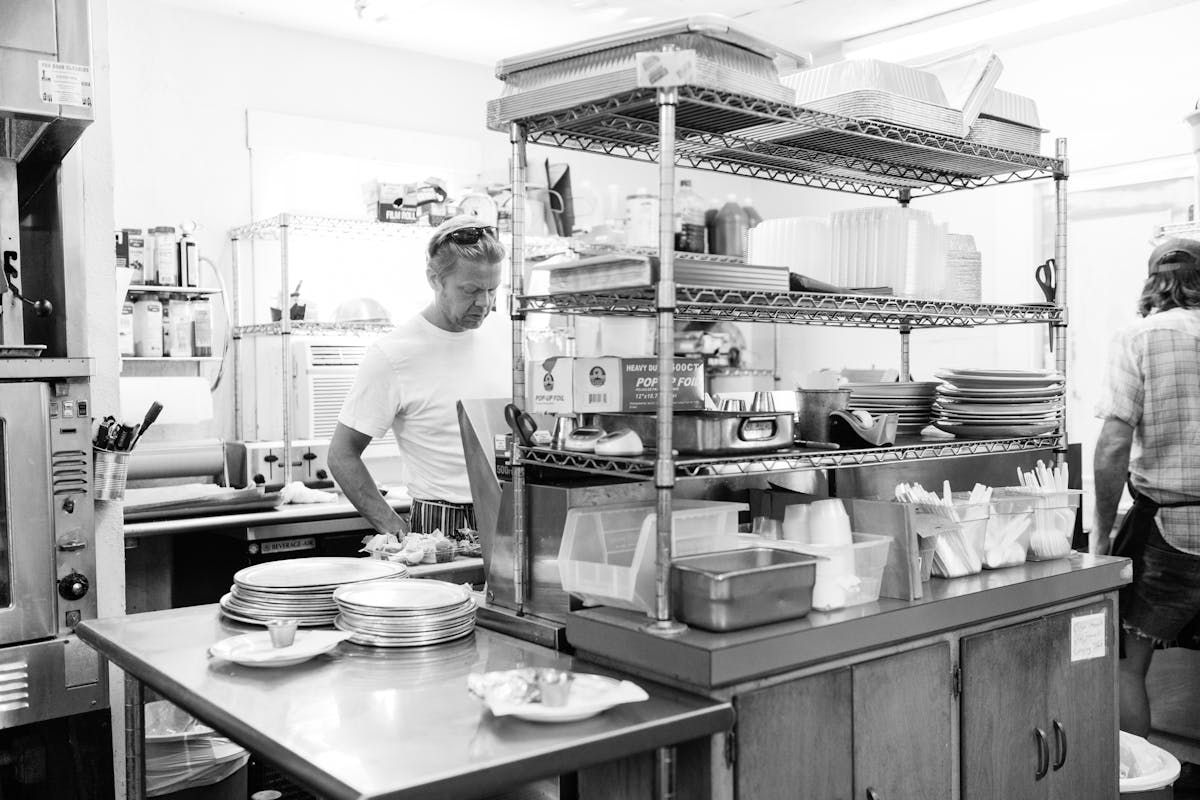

{"left": 58, "top": 573, "right": 89, "bottom": 601}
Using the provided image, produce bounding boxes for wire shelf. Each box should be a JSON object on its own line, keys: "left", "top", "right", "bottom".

{"left": 517, "top": 286, "right": 1061, "bottom": 329}
{"left": 1155, "top": 221, "right": 1200, "bottom": 240}
{"left": 232, "top": 321, "right": 395, "bottom": 338}
{"left": 518, "top": 435, "right": 1061, "bottom": 479}
{"left": 499, "top": 86, "right": 1064, "bottom": 199}
{"left": 125, "top": 285, "right": 221, "bottom": 295}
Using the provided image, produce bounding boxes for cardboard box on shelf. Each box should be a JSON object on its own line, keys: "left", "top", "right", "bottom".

{"left": 530, "top": 356, "right": 704, "bottom": 414}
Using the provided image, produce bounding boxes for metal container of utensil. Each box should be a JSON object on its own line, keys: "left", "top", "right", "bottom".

{"left": 592, "top": 411, "right": 793, "bottom": 455}
{"left": 671, "top": 547, "right": 819, "bottom": 631}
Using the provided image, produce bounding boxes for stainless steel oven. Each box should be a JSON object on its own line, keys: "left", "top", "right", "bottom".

{"left": 0, "top": 364, "right": 105, "bottom": 728}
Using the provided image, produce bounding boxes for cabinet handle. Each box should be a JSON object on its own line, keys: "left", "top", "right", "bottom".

{"left": 1053, "top": 720, "right": 1068, "bottom": 770}
{"left": 1035, "top": 728, "right": 1049, "bottom": 780}
{"left": 866, "top": 790, "right": 882, "bottom": 800}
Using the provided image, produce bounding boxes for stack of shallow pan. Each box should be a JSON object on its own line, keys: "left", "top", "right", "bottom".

{"left": 845, "top": 381, "right": 939, "bottom": 435}
{"left": 333, "top": 579, "right": 477, "bottom": 648}
{"left": 219, "top": 557, "right": 408, "bottom": 627}
{"left": 932, "top": 368, "right": 1064, "bottom": 438}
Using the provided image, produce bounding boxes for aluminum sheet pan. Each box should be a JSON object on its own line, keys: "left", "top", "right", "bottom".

{"left": 495, "top": 14, "right": 807, "bottom": 80}
{"left": 980, "top": 88, "right": 1042, "bottom": 129}
{"left": 802, "top": 90, "right": 965, "bottom": 138}
{"left": 967, "top": 117, "right": 1043, "bottom": 154}
{"left": 785, "top": 60, "right": 947, "bottom": 106}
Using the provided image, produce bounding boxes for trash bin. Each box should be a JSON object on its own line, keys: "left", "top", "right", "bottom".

{"left": 1121, "top": 731, "right": 1182, "bottom": 799}
{"left": 145, "top": 700, "right": 251, "bottom": 799}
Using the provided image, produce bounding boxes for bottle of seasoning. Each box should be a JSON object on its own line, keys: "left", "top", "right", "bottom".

{"left": 125, "top": 228, "right": 146, "bottom": 284}
{"left": 118, "top": 300, "right": 135, "bottom": 356}
{"left": 132, "top": 296, "right": 163, "bottom": 357}
{"left": 150, "top": 226, "right": 179, "bottom": 286}
{"left": 191, "top": 296, "right": 214, "bottom": 357}
{"left": 674, "top": 179, "right": 706, "bottom": 253}
{"left": 705, "top": 201, "right": 720, "bottom": 255}
{"left": 713, "top": 195, "right": 749, "bottom": 258}
{"left": 161, "top": 299, "right": 173, "bottom": 356}
{"left": 171, "top": 298, "right": 194, "bottom": 357}
{"left": 624, "top": 188, "right": 659, "bottom": 248}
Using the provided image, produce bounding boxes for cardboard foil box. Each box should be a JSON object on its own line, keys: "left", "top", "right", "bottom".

{"left": 530, "top": 356, "right": 704, "bottom": 414}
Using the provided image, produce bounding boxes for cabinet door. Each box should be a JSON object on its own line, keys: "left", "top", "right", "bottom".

{"left": 961, "top": 617, "right": 1055, "bottom": 800}
{"left": 852, "top": 643, "right": 954, "bottom": 800}
{"left": 736, "top": 670, "right": 853, "bottom": 800}
{"left": 1044, "top": 602, "right": 1118, "bottom": 800}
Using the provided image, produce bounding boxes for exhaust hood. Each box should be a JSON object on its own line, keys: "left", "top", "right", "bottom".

{"left": 0, "top": 0, "right": 94, "bottom": 205}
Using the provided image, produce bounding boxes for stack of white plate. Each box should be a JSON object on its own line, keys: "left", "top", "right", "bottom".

{"left": 333, "top": 579, "right": 477, "bottom": 648}
{"left": 845, "top": 381, "right": 939, "bottom": 435}
{"left": 219, "top": 557, "right": 409, "bottom": 627}
{"left": 932, "top": 368, "right": 1064, "bottom": 438}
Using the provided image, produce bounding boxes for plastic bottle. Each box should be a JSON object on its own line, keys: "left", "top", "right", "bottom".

{"left": 170, "top": 298, "right": 194, "bottom": 357}
{"left": 704, "top": 200, "right": 720, "bottom": 254}
{"left": 742, "top": 198, "right": 763, "bottom": 229}
{"left": 624, "top": 188, "right": 659, "bottom": 248}
{"left": 118, "top": 301, "right": 135, "bottom": 356}
{"left": 674, "top": 179, "right": 706, "bottom": 253}
{"left": 191, "top": 296, "right": 214, "bottom": 357}
{"left": 713, "top": 195, "right": 749, "bottom": 258}
{"left": 132, "top": 297, "right": 163, "bottom": 357}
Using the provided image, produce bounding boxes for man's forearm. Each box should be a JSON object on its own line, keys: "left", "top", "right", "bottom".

{"left": 1093, "top": 432, "right": 1132, "bottom": 552}
{"left": 330, "top": 453, "right": 408, "bottom": 535}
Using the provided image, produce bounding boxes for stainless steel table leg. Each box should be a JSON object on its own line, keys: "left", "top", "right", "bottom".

{"left": 125, "top": 671, "right": 146, "bottom": 800}
{"left": 655, "top": 746, "right": 675, "bottom": 800}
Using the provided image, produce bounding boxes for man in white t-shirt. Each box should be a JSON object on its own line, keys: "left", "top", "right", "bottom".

{"left": 329, "top": 216, "right": 505, "bottom": 539}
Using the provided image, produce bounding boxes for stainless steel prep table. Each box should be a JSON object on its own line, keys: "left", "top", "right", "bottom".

{"left": 77, "top": 606, "right": 732, "bottom": 800}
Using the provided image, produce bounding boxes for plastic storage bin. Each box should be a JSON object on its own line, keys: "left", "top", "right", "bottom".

{"left": 557, "top": 499, "right": 747, "bottom": 613}
{"left": 1120, "top": 731, "right": 1180, "bottom": 798}
{"left": 751, "top": 532, "right": 892, "bottom": 609}
{"left": 896, "top": 499, "right": 990, "bottom": 579}
{"left": 1020, "top": 489, "right": 1082, "bottom": 561}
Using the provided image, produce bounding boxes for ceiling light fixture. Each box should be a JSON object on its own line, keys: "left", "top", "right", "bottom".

{"left": 842, "top": 0, "right": 1134, "bottom": 62}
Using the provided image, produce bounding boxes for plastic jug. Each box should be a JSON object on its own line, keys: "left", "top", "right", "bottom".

{"left": 713, "top": 195, "right": 749, "bottom": 258}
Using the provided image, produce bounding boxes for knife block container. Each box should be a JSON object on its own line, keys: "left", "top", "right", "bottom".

{"left": 557, "top": 500, "right": 746, "bottom": 613}
{"left": 93, "top": 449, "right": 130, "bottom": 502}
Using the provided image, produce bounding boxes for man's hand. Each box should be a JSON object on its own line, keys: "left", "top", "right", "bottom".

{"left": 1092, "top": 417, "right": 1135, "bottom": 554}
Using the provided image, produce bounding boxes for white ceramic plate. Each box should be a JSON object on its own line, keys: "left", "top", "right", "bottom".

{"left": 932, "top": 421, "right": 1060, "bottom": 438}
{"left": 935, "top": 372, "right": 1063, "bottom": 390}
{"left": 937, "top": 386, "right": 1063, "bottom": 399}
{"left": 940, "top": 368, "right": 1060, "bottom": 378}
{"left": 208, "top": 630, "right": 350, "bottom": 667}
{"left": 471, "top": 671, "right": 650, "bottom": 723}
{"left": 334, "top": 579, "right": 471, "bottom": 612}
{"left": 234, "top": 558, "right": 407, "bottom": 591}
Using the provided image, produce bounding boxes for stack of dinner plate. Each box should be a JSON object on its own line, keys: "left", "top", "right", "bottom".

{"left": 219, "top": 557, "right": 409, "bottom": 627}
{"left": 333, "top": 579, "right": 477, "bottom": 648}
{"left": 932, "top": 368, "right": 1064, "bottom": 439}
{"left": 845, "top": 381, "right": 940, "bottom": 435}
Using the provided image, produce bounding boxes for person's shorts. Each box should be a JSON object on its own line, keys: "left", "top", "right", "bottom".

{"left": 1121, "top": 512, "right": 1200, "bottom": 645}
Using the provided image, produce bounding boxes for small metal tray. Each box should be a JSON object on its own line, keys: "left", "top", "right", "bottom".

{"left": 593, "top": 411, "right": 793, "bottom": 455}
{"left": 671, "top": 547, "right": 818, "bottom": 632}
{"left": 0, "top": 344, "right": 45, "bottom": 358}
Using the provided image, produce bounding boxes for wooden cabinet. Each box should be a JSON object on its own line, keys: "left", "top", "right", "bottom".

{"left": 961, "top": 603, "right": 1116, "bottom": 800}
{"left": 736, "top": 643, "right": 952, "bottom": 800}
{"left": 853, "top": 643, "right": 954, "bottom": 800}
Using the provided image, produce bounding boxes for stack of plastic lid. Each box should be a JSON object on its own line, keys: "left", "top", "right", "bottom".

{"left": 333, "top": 579, "right": 476, "bottom": 647}
{"left": 219, "top": 557, "right": 408, "bottom": 627}
{"left": 145, "top": 700, "right": 248, "bottom": 798}
{"left": 944, "top": 233, "right": 982, "bottom": 303}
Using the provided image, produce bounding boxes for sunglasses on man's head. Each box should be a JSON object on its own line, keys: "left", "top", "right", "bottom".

{"left": 431, "top": 226, "right": 498, "bottom": 254}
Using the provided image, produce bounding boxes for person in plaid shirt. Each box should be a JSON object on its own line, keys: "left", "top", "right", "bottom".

{"left": 1094, "top": 237, "right": 1200, "bottom": 737}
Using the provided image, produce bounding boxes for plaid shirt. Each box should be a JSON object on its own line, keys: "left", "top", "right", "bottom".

{"left": 1096, "top": 307, "right": 1200, "bottom": 554}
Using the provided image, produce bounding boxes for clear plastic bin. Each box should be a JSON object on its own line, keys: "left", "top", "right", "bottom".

{"left": 1017, "top": 489, "right": 1082, "bottom": 561}
{"left": 748, "top": 532, "right": 892, "bottom": 608}
{"left": 557, "top": 500, "right": 747, "bottom": 613}
{"left": 897, "top": 499, "right": 990, "bottom": 579}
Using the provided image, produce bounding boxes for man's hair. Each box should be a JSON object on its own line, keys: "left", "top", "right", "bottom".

{"left": 427, "top": 231, "right": 505, "bottom": 281}
{"left": 1138, "top": 265, "right": 1200, "bottom": 316}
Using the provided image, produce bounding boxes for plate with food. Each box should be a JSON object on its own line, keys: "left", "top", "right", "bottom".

{"left": 468, "top": 668, "right": 649, "bottom": 723}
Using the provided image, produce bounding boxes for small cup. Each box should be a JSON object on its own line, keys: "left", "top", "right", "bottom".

{"left": 535, "top": 668, "right": 574, "bottom": 707}
{"left": 266, "top": 619, "right": 298, "bottom": 648}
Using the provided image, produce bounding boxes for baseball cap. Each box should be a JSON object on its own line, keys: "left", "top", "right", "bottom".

{"left": 1148, "top": 238, "right": 1200, "bottom": 274}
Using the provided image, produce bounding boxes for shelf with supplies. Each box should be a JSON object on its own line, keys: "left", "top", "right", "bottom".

{"left": 120, "top": 357, "right": 224, "bottom": 363}
{"left": 231, "top": 321, "right": 395, "bottom": 339}
{"left": 125, "top": 285, "right": 221, "bottom": 296}
{"left": 492, "top": 85, "right": 1065, "bottom": 200}
{"left": 1155, "top": 221, "right": 1200, "bottom": 240}
{"left": 517, "top": 287, "right": 1062, "bottom": 329}
{"left": 518, "top": 435, "right": 1061, "bottom": 480}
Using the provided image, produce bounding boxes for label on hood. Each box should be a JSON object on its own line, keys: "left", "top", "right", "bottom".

{"left": 38, "top": 61, "right": 93, "bottom": 108}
